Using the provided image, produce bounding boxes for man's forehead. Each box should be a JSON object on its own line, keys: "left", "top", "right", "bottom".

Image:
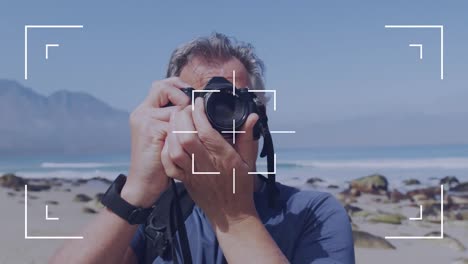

{"left": 180, "top": 56, "right": 249, "bottom": 89}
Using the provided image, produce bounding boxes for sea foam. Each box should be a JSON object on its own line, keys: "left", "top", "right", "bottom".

{"left": 40, "top": 162, "right": 129, "bottom": 169}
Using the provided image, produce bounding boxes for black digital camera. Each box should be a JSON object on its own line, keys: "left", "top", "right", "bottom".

{"left": 178, "top": 76, "right": 264, "bottom": 139}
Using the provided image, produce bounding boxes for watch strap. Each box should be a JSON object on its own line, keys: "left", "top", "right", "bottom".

{"left": 101, "top": 174, "right": 154, "bottom": 225}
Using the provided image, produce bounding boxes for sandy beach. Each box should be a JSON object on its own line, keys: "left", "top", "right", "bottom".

{"left": 0, "top": 178, "right": 108, "bottom": 264}
{"left": 1, "top": 173, "right": 467, "bottom": 264}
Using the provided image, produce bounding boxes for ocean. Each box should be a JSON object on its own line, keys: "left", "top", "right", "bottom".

{"left": 1, "top": 144, "right": 467, "bottom": 189}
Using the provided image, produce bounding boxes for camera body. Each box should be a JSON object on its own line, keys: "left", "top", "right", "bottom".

{"left": 179, "top": 76, "right": 263, "bottom": 139}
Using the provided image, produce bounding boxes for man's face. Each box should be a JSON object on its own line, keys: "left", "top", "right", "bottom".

{"left": 179, "top": 56, "right": 259, "bottom": 168}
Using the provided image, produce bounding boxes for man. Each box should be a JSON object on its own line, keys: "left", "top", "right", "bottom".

{"left": 51, "top": 33, "right": 355, "bottom": 264}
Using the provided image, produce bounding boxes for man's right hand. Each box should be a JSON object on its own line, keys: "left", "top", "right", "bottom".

{"left": 121, "top": 77, "right": 190, "bottom": 208}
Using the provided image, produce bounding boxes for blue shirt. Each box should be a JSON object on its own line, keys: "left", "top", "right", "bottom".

{"left": 131, "top": 181, "right": 355, "bottom": 264}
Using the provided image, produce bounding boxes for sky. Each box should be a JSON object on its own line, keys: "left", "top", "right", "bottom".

{"left": 0, "top": 0, "right": 467, "bottom": 147}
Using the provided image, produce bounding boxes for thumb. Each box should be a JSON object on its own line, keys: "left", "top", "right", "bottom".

{"left": 193, "top": 97, "right": 232, "bottom": 156}
{"left": 235, "top": 113, "right": 259, "bottom": 168}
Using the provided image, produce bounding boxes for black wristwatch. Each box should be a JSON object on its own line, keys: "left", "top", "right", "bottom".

{"left": 101, "top": 174, "right": 154, "bottom": 225}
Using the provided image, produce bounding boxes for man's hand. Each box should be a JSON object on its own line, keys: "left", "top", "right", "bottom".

{"left": 50, "top": 78, "right": 191, "bottom": 264}
{"left": 122, "top": 77, "right": 190, "bottom": 208}
{"left": 161, "top": 97, "right": 260, "bottom": 231}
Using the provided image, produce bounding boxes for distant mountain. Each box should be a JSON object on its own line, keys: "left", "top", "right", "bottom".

{"left": 0, "top": 79, "right": 130, "bottom": 155}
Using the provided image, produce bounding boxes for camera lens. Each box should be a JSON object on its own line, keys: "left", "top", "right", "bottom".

{"left": 205, "top": 92, "right": 248, "bottom": 131}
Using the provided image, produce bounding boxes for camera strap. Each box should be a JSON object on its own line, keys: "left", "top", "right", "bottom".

{"left": 144, "top": 179, "right": 194, "bottom": 264}
{"left": 170, "top": 179, "right": 193, "bottom": 264}
{"left": 257, "top": 104, "right": 279, "bottom": 208}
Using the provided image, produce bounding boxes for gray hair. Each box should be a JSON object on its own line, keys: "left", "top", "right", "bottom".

{"left": 166, "top": 32, "right": 267, "bottom": 103}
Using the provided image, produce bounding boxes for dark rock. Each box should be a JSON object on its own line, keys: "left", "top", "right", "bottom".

{"left": 90, "top": 177, "right": 112, "bottom": 185}
{"left": 52, "top": 182, "right": 63, "bottom": 187}
{"left": 389, "top": 189, "right": 407, "bottom": 203}
{"left": 0, "top": 173, "right": 27, "bottom": 188}
{"left": 452, "top": 209, "right": 468, "bottom": 221}
{"left": 421, "top": 204, "right": 443, "bottom": 223}
{"left": 63, "top": 188, "right": 71, "bottom": 192}
{"left": 82, "top": 207, "right": 98, "bottom": 214}
{"left": 28, "top": 184, "right": 51, "bottom": 192}
{"left": 350, "top": 188, "right": 361, "bottom": 197}
{"left": 451, "top": 182, "right": 468, "bottom": 192}
{"left": 306, "top": 177, "right": 324, "bottom": 185}
{"left": 74, "top": 194, "right": 92, "bottom": 202}
{"left": 371, "top": 197, "right": 386, "bottom": 203}
{"left": 403, "top": 179, "right": 421, "bottom": 185}
{"left": 28, "top": 195, "right": 39, "bottom": 200}
{"left": 32, "top": 178, "right": 63, "bottom": 187}
{"left": 344, "top": 204, "right": 363, "bottom": 216}
{"left": 7, "top": 192, "right": 15, "bottom": 197}
{"left": 350, "top": 174, "right": 388, "bottom": 194}
{"left": 440, "top": 176, "right": 459, "bottom": 189}
{"left": 45, "top": 200, "right": 59, "bottom": 205}
{"left": 95, "top": 193, "right": 105, "bottom": 202}
{"left": 407, "top": 187, "right": 439, "bottom": 200}
{"left": 352, "top": 230, "right": 395, "bottom": 249}
{"left": 412, "top": 196, "right": 438, "bottom": 207}
{"left": 336, "top": 188, "right": 360, "bottom": 204}
{"left": 72, "top": 179, "right": 88, "bottom": 187}
{"left": 448, "top": 194, "right": 468, "bottom": 206}
{"left": 28, "top": 178, "right": 52, "bottom": 186}
{"left": 327, "top": 184, "right": 339, "bottom": 189}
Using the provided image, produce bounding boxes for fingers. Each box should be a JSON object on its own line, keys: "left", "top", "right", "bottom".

{"left": 236, "top": 113, "right": 259, "bottom": 144}
{"left": 235, "top": 113, "right": 259, "bottom": 167}
{"left": 168, "top": 109, "right": 194, "bottom": 172}
{"left": 144, "top": 77, "right": 191, "bottom": 108}
{"left": 174, "top": 107, "right": 203, "bottom": 152}
{"left": 161, "top": 136, "right": 186, "bottom": 181}
{"left": 161, "top": 107, "right": 193, "bottom": 180}
{"left": 192, "top": 97, "right": 235, "bottom": 157}
{"left": 129, "top": 106, "right": 171, "bottom": 141}
{"left": 145, "top": 106, "right": 182, "bottom": 122}
{"left": 162, "top": 106, "right": 215, "bottom": 181}
{"left": 172, "top": 106, "right": 213, "bottom": 171}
